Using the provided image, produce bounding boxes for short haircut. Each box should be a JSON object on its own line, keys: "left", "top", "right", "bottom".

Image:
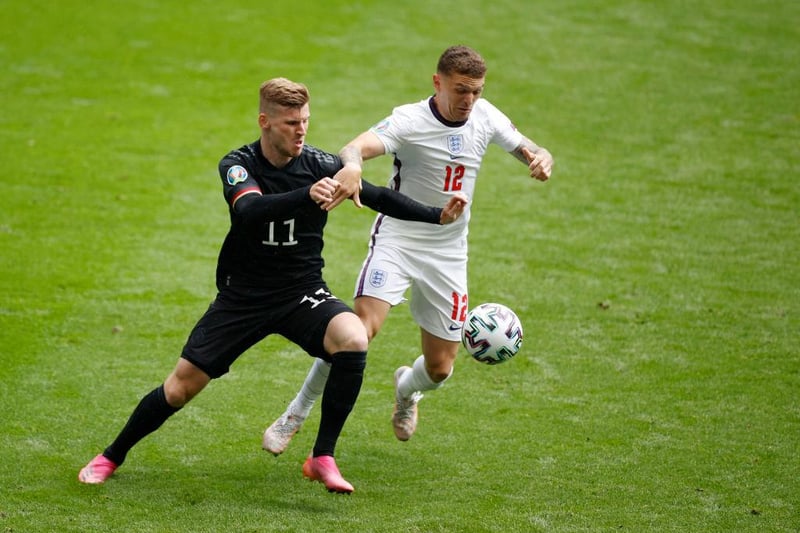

{"left": 436, "top": 45, "right": 487, "bottom": 78}
{"left": 259, "top": 78, "right": 310, "bottom": 114}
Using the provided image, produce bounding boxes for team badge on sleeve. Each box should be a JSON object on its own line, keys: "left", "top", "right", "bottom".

{"left": 226, "top": 165, "right": 248, "bottom": 185}
{"left": 372, "top": 119, "right": 390, "bottom": 134}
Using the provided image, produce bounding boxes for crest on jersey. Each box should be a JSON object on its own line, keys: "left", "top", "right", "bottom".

{"left": 226, "top": 165, "right": 248, "bottom": 185}
{"left": 369, "top": 269, "right": 387, "bottom": 288}
{"left": 447, "top": 134, "right": 464, "bottom": 154}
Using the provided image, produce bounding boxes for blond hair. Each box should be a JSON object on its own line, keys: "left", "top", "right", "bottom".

{"left": 259, "top": 77, "right": 310, "bottom": 114}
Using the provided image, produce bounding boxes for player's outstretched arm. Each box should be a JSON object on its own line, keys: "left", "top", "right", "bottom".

{"left": 233, "top": 186, "right": 314, "bottom": 226}
{"left": 231, "top": 176, "right": 337, "bottom": 225}
{"left": 358, "top": 180, "right": 455, "bottom": 225}
{"left": 325, "top": 131, "right": 387, "bottom": 211}
{"left": 512, "top": 137, "right": 554, "bottom": 182}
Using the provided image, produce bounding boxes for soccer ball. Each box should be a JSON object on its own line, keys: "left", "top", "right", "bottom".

{"left": 461, "top": 303, "right": 523, "bottom": 365}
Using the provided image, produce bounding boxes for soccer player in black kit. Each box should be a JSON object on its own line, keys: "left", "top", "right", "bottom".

{"left": 78, "top": 77, "right": 467, "bottom": 493}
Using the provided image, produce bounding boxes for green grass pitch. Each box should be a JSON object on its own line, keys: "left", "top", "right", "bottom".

{"left": 1, "top": 1, "right": 798, "bottom": 531}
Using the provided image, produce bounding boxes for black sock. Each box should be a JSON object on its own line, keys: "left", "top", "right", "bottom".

{"left": 313, "top": 351, "right": 366, "bottom": 457}
{"left": 103, "top": 384, "right": 181, "bottom": 466}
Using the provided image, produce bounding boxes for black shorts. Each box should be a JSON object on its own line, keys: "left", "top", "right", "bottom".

{"left": 180, "top": 282, "right": 352, "bottom": 378}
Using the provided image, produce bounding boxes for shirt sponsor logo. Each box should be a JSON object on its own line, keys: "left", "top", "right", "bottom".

{"left": 369, "top": 269, "right": 387, "bottom": 288}
{"left": 226, "top": 165, "right": 248, "bottom": 185}
{"left": 447, "top": 134, "right": 464, "bottom": 155}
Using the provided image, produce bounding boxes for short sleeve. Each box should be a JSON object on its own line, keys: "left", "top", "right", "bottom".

{"left": 484, "top": 100, "right": 523, "bottom": 152}
{"left": 369, "top": 105, "right": 415, "bottom": 154}
{"left": 219, "top": 158, "right": 261, "bottom": 208}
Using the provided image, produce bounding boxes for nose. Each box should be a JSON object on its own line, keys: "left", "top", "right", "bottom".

{"left": 460, "top": 94, "right": 476, "bottom": 109}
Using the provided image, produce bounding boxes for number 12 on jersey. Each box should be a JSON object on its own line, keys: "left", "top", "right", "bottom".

{"left": 443, "top": 165, "right": 465, "bottom": 192}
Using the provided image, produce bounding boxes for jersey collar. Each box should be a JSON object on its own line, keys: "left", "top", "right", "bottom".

{"left": 428, "top": 96, "right": 468, "bottom": 128}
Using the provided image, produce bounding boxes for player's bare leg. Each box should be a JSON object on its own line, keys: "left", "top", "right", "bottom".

{"left": 418, "top": 331, "right": 459, "bottom": 384}
{"left": 353, "top": 295, "right": 391, "bottom": 342}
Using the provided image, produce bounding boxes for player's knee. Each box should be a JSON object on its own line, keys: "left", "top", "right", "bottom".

{"left": 326, "top": 330, "right": 368, "bottom": 354}
{"left": 339, "top": 332, "right": 368, "bottom": 353}
{"left": 327, "top": 312, "right": 369, "bottom": 353}
{"left": 164, "top": 371, "right": 207, "bottom": 408}
{"left": 163, "top": 381, "right": 192, "bottom": 408}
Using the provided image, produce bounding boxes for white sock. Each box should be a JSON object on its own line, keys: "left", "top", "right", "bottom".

{"left": 397, "top": 355, "right": 452, "bottom": 398}
{"left": 287, "top": 358, "right": 330, "bottom": 418}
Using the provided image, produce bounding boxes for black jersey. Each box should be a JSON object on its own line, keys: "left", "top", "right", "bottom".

{"left": 215, "top": 140, "right": 441, "bottom": 292}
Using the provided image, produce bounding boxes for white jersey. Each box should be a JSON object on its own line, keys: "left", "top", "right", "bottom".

{"left": 368, "top": 96, "right": 523, "bottom": 249}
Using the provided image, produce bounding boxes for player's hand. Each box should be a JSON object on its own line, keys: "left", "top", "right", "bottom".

{"left": 522, "top": 146, "right": 553, "bottom": 182}
{"left": 324, "top": 164, "right": 363, "bottom": 210}
{"left": 311, "top": 177, "right": 340, "bottom": 208}
{"left": 440, "top": 193, "right": 469, "bottom": 224}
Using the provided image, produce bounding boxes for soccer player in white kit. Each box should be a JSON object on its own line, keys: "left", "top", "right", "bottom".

{"left": 263, "top": 45, "right": 554, "bottom": 451}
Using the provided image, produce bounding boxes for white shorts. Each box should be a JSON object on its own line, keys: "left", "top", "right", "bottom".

{"left": 354, "top": 241, "right": 468, "bottom": 341}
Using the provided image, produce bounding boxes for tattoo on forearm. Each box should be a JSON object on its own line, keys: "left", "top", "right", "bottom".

{"left": 512, "top": 138, "right": 541, "bottom": 164}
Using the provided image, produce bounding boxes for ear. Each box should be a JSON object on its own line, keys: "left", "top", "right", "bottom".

{"left": 433, "top": 73, "right": 441, "bottom": 91}
{"left": 258, "top": 112, "right": 269, "bottom": 129}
